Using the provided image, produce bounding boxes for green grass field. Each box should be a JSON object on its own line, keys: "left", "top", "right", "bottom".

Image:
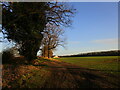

{"left": 57, "top": 56, "right": 119, "bottom": 74}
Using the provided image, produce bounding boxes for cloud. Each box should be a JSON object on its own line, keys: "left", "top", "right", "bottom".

{"left": 91, "top": 38, "right": 118, "bottom": 44}
{"left": 68, "top": 41, "right": 80, "bottom": 44}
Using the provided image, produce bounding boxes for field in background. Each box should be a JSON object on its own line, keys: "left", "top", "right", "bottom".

{"left": 57, "top": 56, "right": 119, "bottom": 75}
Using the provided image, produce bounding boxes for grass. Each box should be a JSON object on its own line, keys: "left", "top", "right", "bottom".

{"left": 57, "top": 56, "right": 119, "bottom": 74}
{"left": 17, "top": 68, "right": 50, "bottom": 88}
{"left": 2, "top": 57, "right": 52, "bottom": 88}
{"left": 57, "top": 56, "right": 120, "bottom": 88}
{"left": 2, "top": 56, "right": 120, "bottom": 88}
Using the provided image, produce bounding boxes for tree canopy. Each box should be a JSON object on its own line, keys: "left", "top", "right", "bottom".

{"left": 2, "top": 2, "right": 75, "bottom": 60}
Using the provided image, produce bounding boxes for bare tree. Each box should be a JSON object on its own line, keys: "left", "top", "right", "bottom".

{"left": 47, "top": 2, "right": 75, "bottom": 27}
{"left": 40, "top": 24, "right": 65, "bottom": 58}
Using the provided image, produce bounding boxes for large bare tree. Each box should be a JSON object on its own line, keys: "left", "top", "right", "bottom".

{"left": 41, "top": 24, "right": 65, "bottom": 58}
{"left": 2, "top": 2, "right": 75, "bottom": 60}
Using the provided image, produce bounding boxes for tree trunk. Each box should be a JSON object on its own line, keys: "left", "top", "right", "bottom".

{"left": 19, "top": 38, "right": 42, "bottom": 61}
{"left": 48, "top": 45, "right": 50, "bottom": 58}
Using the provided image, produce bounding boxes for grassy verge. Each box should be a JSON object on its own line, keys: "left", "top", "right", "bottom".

{"left": 2, "top": 57, "right": 52, "bottom": 88}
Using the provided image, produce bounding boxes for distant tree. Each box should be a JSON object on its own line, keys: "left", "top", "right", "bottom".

{"left": 41, "top": 24, "right": 65, "bottom": 58}
{"left": 2, "top": 2, "right": 75, "bottom": 60}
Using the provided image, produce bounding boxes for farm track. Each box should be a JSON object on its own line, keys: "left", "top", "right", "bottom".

{"left": 2, "top": 59, "right": 120, "bottom": 88}
{"left": 39, "top": 60, "right": 119, "bottom": 88}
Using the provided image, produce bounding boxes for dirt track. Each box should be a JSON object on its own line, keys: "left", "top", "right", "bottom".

{"left": 37, "top": 60, "right": 119, "bottom": 88}
{"left": 2, "top": 59, "right": 119, "bottom": 88}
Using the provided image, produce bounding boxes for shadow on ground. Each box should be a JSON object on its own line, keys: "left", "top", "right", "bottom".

{"left": 34, "top": 61, "right": 120, "bottom": 88}
{"left": 2, "top": 57, "right": 120, "bottom": 88}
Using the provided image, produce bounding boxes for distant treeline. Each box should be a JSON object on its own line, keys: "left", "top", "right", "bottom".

{"left": 61, "top": 50, "right": 120, "bottom": 57}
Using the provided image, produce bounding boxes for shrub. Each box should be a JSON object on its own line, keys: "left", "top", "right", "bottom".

{"left": 2, "top": 49, "right": 14, "bottom": 64}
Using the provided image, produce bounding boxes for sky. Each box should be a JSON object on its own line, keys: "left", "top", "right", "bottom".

{"left": 54, "top": 2, "right": 118, "bottom": 56}
{"left": 0, "top": 2, "right": 118, "bottom": 56}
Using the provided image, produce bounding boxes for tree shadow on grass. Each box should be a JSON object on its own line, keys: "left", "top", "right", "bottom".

{"left": 66, "top": 68, "right": 119, "bottom": 88}
{"left": 41, "top": 67, "right": 102, "bottom": 88}
{"left": 2, "top": 57, "right": 120, "bottom": 88}
{"left": 39, "top": 62, "right": 120, "bottom": 88}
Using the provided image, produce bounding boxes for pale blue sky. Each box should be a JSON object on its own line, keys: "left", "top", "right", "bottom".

{"left": 54, "top": 2, "right": 118, "bottom": 56}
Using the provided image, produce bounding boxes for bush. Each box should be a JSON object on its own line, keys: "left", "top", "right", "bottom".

{"left": 2, "top": 49, "right": 14, "bottom": 64}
